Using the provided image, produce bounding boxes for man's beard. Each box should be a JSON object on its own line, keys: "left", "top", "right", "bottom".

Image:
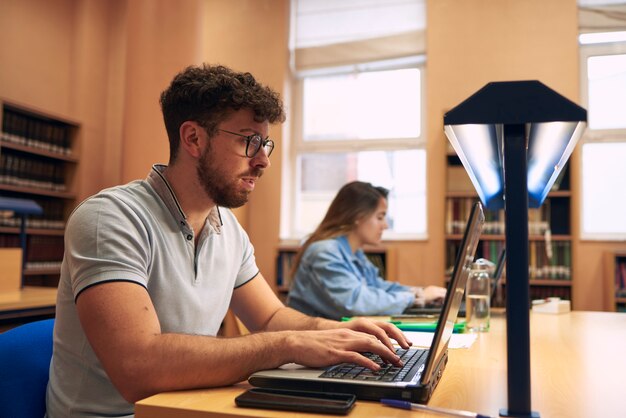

{"left": 196, "top": 147, "right": 262, "bottom": 208}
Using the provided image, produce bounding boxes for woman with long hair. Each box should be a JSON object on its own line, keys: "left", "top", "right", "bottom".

{"left": 287, "top": 181, "right": 445, "bottom": 320}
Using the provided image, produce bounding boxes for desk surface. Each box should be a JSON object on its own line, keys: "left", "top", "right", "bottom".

{"left": 0, "top": 286, "right": 57, "bottom": 317}
{"left": 135, "top": 311, "right": 626, "bottom": 418}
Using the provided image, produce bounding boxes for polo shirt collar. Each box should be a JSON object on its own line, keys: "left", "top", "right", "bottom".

{"left": 146, "top": 164, "right": 223, "bottom": 234}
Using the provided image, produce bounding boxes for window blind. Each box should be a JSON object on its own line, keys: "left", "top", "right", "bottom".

{"left": 292, "top": 0, "right": 426, "bottom": 71}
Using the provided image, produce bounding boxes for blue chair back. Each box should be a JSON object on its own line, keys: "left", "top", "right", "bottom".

{"left": 0, "top": 318, "right": 55, "bottom": 418}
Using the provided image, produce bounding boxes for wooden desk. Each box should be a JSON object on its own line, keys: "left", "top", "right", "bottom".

{"left": 0, "top": 286, "right": 57, "bottom": 324}
{"left": 136, "top": 311, "right": 626, "bottom": 417}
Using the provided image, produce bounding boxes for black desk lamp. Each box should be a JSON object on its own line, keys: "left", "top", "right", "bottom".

{"left": 0, "top": 196, "right": 43, "bottom": 287}
{"left": 443, "top": 80, "right": 587, "bottom": 418}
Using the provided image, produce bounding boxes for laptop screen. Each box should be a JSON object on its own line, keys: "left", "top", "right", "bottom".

{"left": 420, "top": 201, "right": 484, "bottom": 384}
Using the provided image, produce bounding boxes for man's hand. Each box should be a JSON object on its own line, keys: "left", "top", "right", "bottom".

{"left": 283, "top": 317, "right": 413, "bottom": 371}
{"left": 285, "top": 328, "right": 402, "bottom": 371}
{"left": 337, "top": 317, "right": 411, "bottom": 351}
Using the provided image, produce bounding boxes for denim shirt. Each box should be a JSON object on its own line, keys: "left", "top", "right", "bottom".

{"left": 286, "top": 236, "right": 415, "bottom": 320}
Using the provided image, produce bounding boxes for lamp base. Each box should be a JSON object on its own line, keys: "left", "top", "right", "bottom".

{"left": 499, "top": 408, "right": 540, "bottom": 418}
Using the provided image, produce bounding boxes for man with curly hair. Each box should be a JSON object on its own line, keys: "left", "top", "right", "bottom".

{"left": 46, "top": 64, "right": 410, "bottom": 418}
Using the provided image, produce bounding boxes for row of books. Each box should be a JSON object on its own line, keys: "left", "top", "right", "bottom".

{"left": 528, "top": 284, "right": 571, "bottom": 301}
{"left": 445, "top": 240, "right": 505, "bottom": 276}
{"left": 444, "top": 275, "right": 571, "bottom": 307}
{"left": 276, "top": 250, "right": 297, "bottom": 288}
{"left": 464, "top": 281, "right": 571, "bottom": 307}
{"left": 2, "top": 108, "right": 73, "bottom": 155}
{"left": 25, "top": 260, "right": 63, "bottom": 271}
{"left": 0, "top": 234, "right": 64, "bottom": 262}
{"left": 445, "top": 197, "right": 555, "bottom": 235}
{"left": 614, "top": 256, "right": 626, "bottom": 298}
{"left": 0, "top": 215, "right": 65, "bottom": 230}
{"left": 529, "top": 241, "right": 571, "bottom": 280}
{"left": 0, "top": 151, "right": 67, "bottom": 191}
{"left": 445, "top": 240, "right": 571, "bottom": 280}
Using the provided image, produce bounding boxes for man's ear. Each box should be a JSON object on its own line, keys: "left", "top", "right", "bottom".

{"left": 179, "top": 121, "right": 203, "bottom": 159}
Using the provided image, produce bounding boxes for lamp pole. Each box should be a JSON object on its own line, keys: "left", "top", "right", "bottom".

{"left": 443, "top": 80, "right": 586, "bottom": 418}
{"left": 500, "top": 124, "right": 538, "bottom": 418}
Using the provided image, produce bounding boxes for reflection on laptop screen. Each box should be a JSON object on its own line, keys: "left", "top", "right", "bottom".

{"left": 420, "top": 201, "right": 484, "bottom": 384}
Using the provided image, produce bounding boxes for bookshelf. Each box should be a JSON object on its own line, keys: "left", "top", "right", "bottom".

{"left": 604, "top": 251, "right": 626, "bottom": 312}
{"left": 445, "top": 154, "right": 573, "bottom": 307}
{"left": 275, "top": 242, "right": 392, "bottom": 302}
{"left": 0, "top": 99, "right": 80, "bottom": 288}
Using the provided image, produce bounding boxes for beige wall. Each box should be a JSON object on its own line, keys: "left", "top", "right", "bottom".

{"left": 199, "top": 0, "right": 290, "bottom": 288}
{"left": 0, "top": 0, "right": 75, "bottom": 112}
{"left": 121, "top": 0, "right": 205, "bottom": 183}
{"left": 0, "top": 0, "right": 620, "bottom": 310}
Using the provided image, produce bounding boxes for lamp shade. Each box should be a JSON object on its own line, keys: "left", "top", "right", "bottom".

{"left": 444, "top": 80, "right": 587, "bottom": 209}
{"left": 0, "top": 197, "right": 43, "bottom": 215}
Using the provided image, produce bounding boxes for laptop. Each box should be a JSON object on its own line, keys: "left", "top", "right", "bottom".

{"left": 249, "top": 201, "right": 485, "bottom": 404}
{"left": 403, "top": 247, "right": 506, "bottom": 318}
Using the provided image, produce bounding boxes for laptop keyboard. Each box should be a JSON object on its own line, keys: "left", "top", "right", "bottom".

{"left": 319, "top": 348, "right": 427, "bottom": 382}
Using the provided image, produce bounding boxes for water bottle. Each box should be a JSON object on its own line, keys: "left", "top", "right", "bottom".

{"left": 466, "top": 259, "right": 491, "bottom": 332}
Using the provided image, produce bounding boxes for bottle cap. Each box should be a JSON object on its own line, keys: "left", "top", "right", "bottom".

{"left": 471, "top": 258, "right": 492, "bottom": 270}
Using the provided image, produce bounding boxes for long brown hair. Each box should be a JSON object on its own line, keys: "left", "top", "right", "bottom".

{"left": 291, "top": 181, "right": 389, "bottom": 275}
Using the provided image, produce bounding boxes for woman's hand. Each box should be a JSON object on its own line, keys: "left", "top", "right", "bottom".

{"left": 423, "top": 285, "right": 446, "bottom": 305}
{"left": 410, "top": 285, "right": 446, "bottom": 307}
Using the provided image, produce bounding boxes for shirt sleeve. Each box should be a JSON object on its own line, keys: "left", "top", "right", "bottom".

{"left": 65, "top": 195, "right": 151, "bottom": 298}
{"left": 303, "top": 245, "right": 415, "bottom": 318}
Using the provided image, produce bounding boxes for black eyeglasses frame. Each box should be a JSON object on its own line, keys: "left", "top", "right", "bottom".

{"left": 219, "top": 129, "right": 275, "bottom": 158}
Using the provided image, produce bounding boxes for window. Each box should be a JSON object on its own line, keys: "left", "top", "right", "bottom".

{"left": 282, "top": 0, "right": 427, "bottom": 240}
{"left": 579, "top": 24, "right": 626, "bottom": 239}
{"left": 581, "top": 142, "right": 626, "bottom": 237}
{"left": 285, "top": 59, "right": 427, "bottom": 240}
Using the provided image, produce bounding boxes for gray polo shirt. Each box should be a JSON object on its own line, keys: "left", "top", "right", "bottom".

{"left": 46, "top": 164, "right": 259, "bottom": 418}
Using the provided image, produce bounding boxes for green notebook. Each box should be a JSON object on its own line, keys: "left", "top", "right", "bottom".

{"left": 390, "top": 320, "right": 466, "bottom": 333}
{"left": 340, "top": 317, "right": 466, "bottom": 333}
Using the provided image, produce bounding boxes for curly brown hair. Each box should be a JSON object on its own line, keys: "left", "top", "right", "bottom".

{"left": 159, "top": 64, "right": 286, "bottom": 162}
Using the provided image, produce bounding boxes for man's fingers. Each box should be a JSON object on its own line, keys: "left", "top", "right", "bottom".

{"left": 363, "top": 323, "right": 396, "bottom": 352}
{"left": 341, "top": 352, "right": 380, "bottom": 371}
{"left": 347, "top": 318, "right": 404, "bottom": 352}
{"left": 380, "top": 322, "right": 412, "bottom": 349}
{"left": 368, "top": 320, "right": 410, "bottom": 350}
{"left": 362, "top": 338, "right": 401, "bottom": 367}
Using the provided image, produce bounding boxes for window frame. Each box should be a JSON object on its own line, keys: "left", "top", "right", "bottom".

{"left": 579, "top": 38, "right": 626, "bottom": 240}
{"left": 281, "top": 55, "right": 428, "bottom": 241}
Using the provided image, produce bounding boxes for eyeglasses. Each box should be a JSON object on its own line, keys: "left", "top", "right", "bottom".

{"left": 219, "top": 129, "right": 275, "bottom": 158}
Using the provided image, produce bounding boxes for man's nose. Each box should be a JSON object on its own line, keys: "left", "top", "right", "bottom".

{"left": 251, "top": 147, "right": 270, "bottom": 169}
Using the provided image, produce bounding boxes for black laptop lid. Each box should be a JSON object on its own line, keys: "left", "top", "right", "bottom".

{"left": 419, "top": 201, "right": 484, "bottom": 385}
